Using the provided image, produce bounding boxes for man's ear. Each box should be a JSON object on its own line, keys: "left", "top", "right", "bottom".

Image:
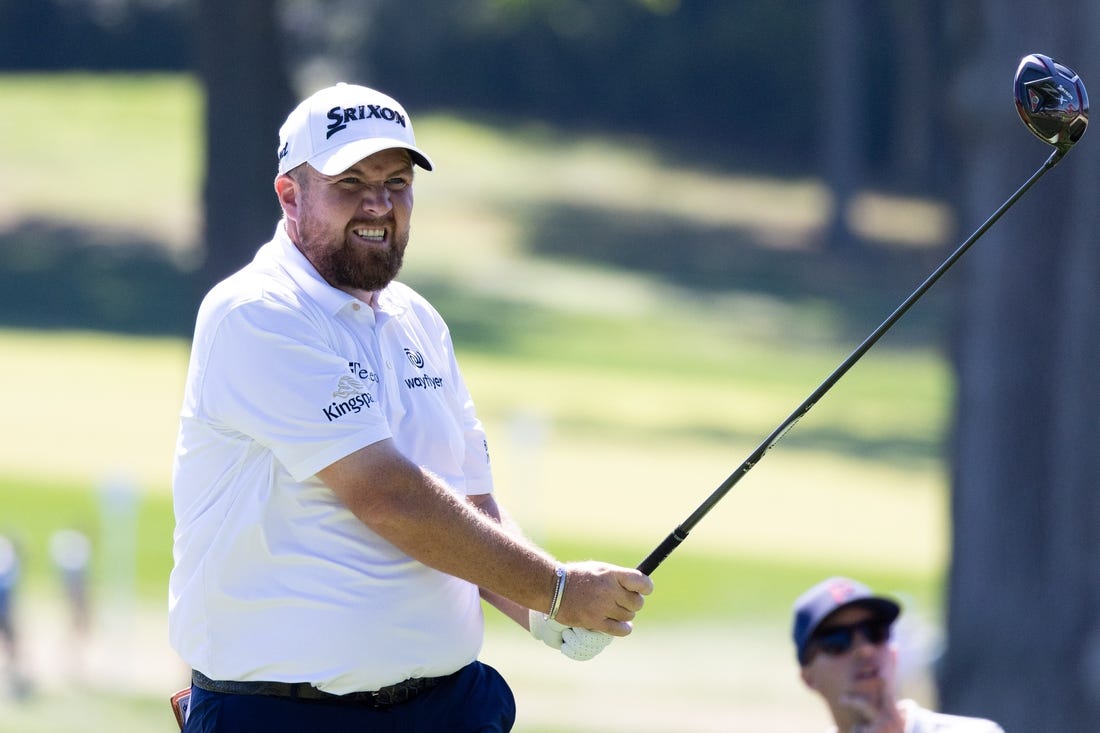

{"left": 800, "top": 665, "right": 817, "bottom": 691}
{"left": 275, "top": 174, "right": 300, "bottom": 220}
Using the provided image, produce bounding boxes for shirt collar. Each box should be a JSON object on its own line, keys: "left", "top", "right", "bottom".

{"left": 268, "top": 222, "right": 364, "bottom": 317}
{"left": 372, "top": 284, "right": 407, "bottom": 317}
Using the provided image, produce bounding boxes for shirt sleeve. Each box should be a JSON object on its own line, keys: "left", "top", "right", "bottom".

{"left": 194, "top": 297, "right": 392, "bottom": 482}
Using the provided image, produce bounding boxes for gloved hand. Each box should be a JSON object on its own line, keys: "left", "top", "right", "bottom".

{"left": 528, "top": 610, "right": 613, "bottom": 661}
{"left": 528, "top": 609, "right": 566, "bottom": 650}
{"left": 561, "top": 626, "right": 613, "bottom": 661}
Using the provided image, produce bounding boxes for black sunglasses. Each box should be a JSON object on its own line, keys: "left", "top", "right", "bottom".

{"left": 810, "top": 618, "right": 892, "bottom": 658}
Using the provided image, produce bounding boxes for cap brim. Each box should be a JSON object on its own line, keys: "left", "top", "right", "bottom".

{"left": 815, "top": 597, "right": 901, "bottom": 632}
{"left": 311, "top": 138, "right": 434, "bottom": 174}
{"left": 797, "top": 596, "right": 901, "bottom": 665}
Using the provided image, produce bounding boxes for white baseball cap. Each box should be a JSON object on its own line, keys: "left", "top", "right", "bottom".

{"left": 276, "top": 83, "right": 434, "bottom": 175}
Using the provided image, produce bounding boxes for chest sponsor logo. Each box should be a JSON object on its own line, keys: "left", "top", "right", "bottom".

{"left": 348, "top": 361, "right": 380, "bottom": 383}
{"left": 323, "top": 375, "right": 375, "bottom": 422}
{"left": 401, "top": 347, "right": 445, "bottom": 391}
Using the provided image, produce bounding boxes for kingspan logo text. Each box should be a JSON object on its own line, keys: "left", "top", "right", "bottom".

{"left": 326, "top": 105, "right": 406, "bottom": 139}
{"left": 324, "top": 392, "right": 375, "bottom": 421}
{"left": 324, "top": 375, "right": 375, "bottom": 421}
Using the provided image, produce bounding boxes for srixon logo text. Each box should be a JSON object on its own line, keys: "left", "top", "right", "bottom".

{"left": 326, "top": 105, "right": 406, "bottom": 139}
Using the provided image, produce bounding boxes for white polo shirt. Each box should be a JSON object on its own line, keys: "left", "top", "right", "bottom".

{"left": 823, "top": 700, "right": 1005, "bottom": 733}
{"left": 169, "top": 224, "right": 494, "bottom": 694}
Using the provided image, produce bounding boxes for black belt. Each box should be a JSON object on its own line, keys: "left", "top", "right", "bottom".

{"left": 191, "top": 669, "right": 448, "bottom": 708}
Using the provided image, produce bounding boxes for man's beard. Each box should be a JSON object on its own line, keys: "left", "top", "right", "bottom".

{"left": 317, "top": 233, "right": 407, "bottom": 292}
{"left": 300, "top": 220, "right": 408, "bottom": 293}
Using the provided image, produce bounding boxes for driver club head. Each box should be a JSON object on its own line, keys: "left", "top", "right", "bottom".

{"left": 1014, "top": 53, "right": 1089, "bottom": 152}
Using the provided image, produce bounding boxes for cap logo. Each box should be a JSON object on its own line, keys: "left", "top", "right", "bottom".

{"left": 828, "top": 579, "right": 855, "bottom": 603}
{"left": 326, "top": 104, "right": 407, "bottom": 140}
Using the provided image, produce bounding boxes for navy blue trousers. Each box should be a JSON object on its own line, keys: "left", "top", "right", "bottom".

{"left": 183, "top": 661, "right": 516, "bottom": 733}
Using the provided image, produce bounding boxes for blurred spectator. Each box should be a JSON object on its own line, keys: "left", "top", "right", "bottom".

{"left": 792, "top": 577, "right": 1003, "bottom": 732}
{"left": 49, "top": 528, "right": 92, "bottom": 637}
{"left": 0, "top": 533, "right": 29, "bottom": 699}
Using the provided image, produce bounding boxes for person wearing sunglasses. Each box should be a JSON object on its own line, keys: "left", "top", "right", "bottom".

{"left": 792, "top": 577, "right": 1004, "bottom": 733}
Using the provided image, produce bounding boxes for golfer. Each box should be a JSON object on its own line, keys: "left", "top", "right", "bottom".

{"left": 169, "top": 82, "right": 653, "bottom": 732}
{"left": 793, "top": 577, "right": 1003, "bottom": 733}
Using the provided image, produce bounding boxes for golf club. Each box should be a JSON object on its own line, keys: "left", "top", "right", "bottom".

{"left": 637, "top": 53, "right": 1088, "bottom": 576}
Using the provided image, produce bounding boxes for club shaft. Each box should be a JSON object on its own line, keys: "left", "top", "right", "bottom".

{"left": 637, "top": 148, "right": 1065, "bottom": 576}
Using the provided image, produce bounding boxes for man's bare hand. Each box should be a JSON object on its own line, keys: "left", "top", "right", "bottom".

{"left": 839, "top": 693, "right": 904, "bottom": 733}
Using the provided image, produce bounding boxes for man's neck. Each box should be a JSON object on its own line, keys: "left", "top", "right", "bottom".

{"left": 830, "top": 697, "right": 906, "bottom": 733}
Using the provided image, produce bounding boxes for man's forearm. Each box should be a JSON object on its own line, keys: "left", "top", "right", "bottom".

{"left": 319, "top": 439, "right": 559, "bottom": 614}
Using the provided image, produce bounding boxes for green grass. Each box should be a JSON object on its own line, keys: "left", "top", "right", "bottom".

{"left": 0, "top": 73, "right": 202, "bottom": 248}
{"left": 0, "top": 319, "right": 946, "bottom": 597}
{"left": 0, "top": 474, "right": 173, "bottom": 600}
{"left": 2, "top": 469, "right": 938, "bottom": 626}
{"left": 0, "top": 690, "right": 169, "bottom": 733}
{"left": 0, "top": 314, "right": 948, "bottom": 733}
{"left": 522, "top": 536, "right": 939, "bottom": 625}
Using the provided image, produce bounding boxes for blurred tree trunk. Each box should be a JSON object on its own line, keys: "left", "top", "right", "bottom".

{"left": 820, "top": 0, "right": 865, "bottom": 252}
{"left": 941, "top": 1, "right": 1100, "bottom": 729}
{"left": 194, "top": 0, "right": 294, "bottom": 299}
{"left": 889, "top": 0, "right": 942, "bottom": 193}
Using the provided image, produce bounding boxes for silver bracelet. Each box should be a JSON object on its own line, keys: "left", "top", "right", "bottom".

{"left": 547, "top": 566, "right": 567, "bottom": 621}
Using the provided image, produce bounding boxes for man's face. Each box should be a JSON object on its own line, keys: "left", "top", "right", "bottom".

{"left": 800, "top": 606, "right": 898, "bottom": 714}
{"left": 277, "top": 147, "right": 415, "bottom": 295}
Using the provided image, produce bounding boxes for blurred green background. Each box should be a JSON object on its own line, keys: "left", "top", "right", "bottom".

{"left": 17, "top": 1, "right": 1093, "bottom": 730}
{"left": 0, "top": 71, "right": 949, "bottom": 732}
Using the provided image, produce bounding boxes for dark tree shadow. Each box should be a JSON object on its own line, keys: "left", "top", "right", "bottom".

{"left": 523, "top": 203, "right": 955, "bottom": 347}
{"left": 0, "top": 213, "right": 949, "bottom": 465}
{"left": 0, "top": 220, "right": 200, "bottom": 337}
{"left": 0, "top": 205, "right": 957, "bottom": 353}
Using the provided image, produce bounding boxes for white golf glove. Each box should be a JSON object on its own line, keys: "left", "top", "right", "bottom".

{"left": 528, "top": 610, "right": 613, "bottom": 661}
{"left": 561, "top": 626, "right": 613, "bottom": 661}
{"left": 528, "top": 609, "right": 567, "bottom": 649}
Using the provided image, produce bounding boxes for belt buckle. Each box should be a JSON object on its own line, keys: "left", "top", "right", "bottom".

{"left": 359, "top": 676, "right": 439, "bottom": 708}
{"left": 369, "top": 687, "right": 397, "bottom": 707}
{"left": 372, "top": 679, "right": 421, "bottom": 707}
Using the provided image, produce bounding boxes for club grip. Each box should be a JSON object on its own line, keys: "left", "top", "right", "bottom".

{"left": 636, "top": 529, "right": 687, "bottom": 576}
